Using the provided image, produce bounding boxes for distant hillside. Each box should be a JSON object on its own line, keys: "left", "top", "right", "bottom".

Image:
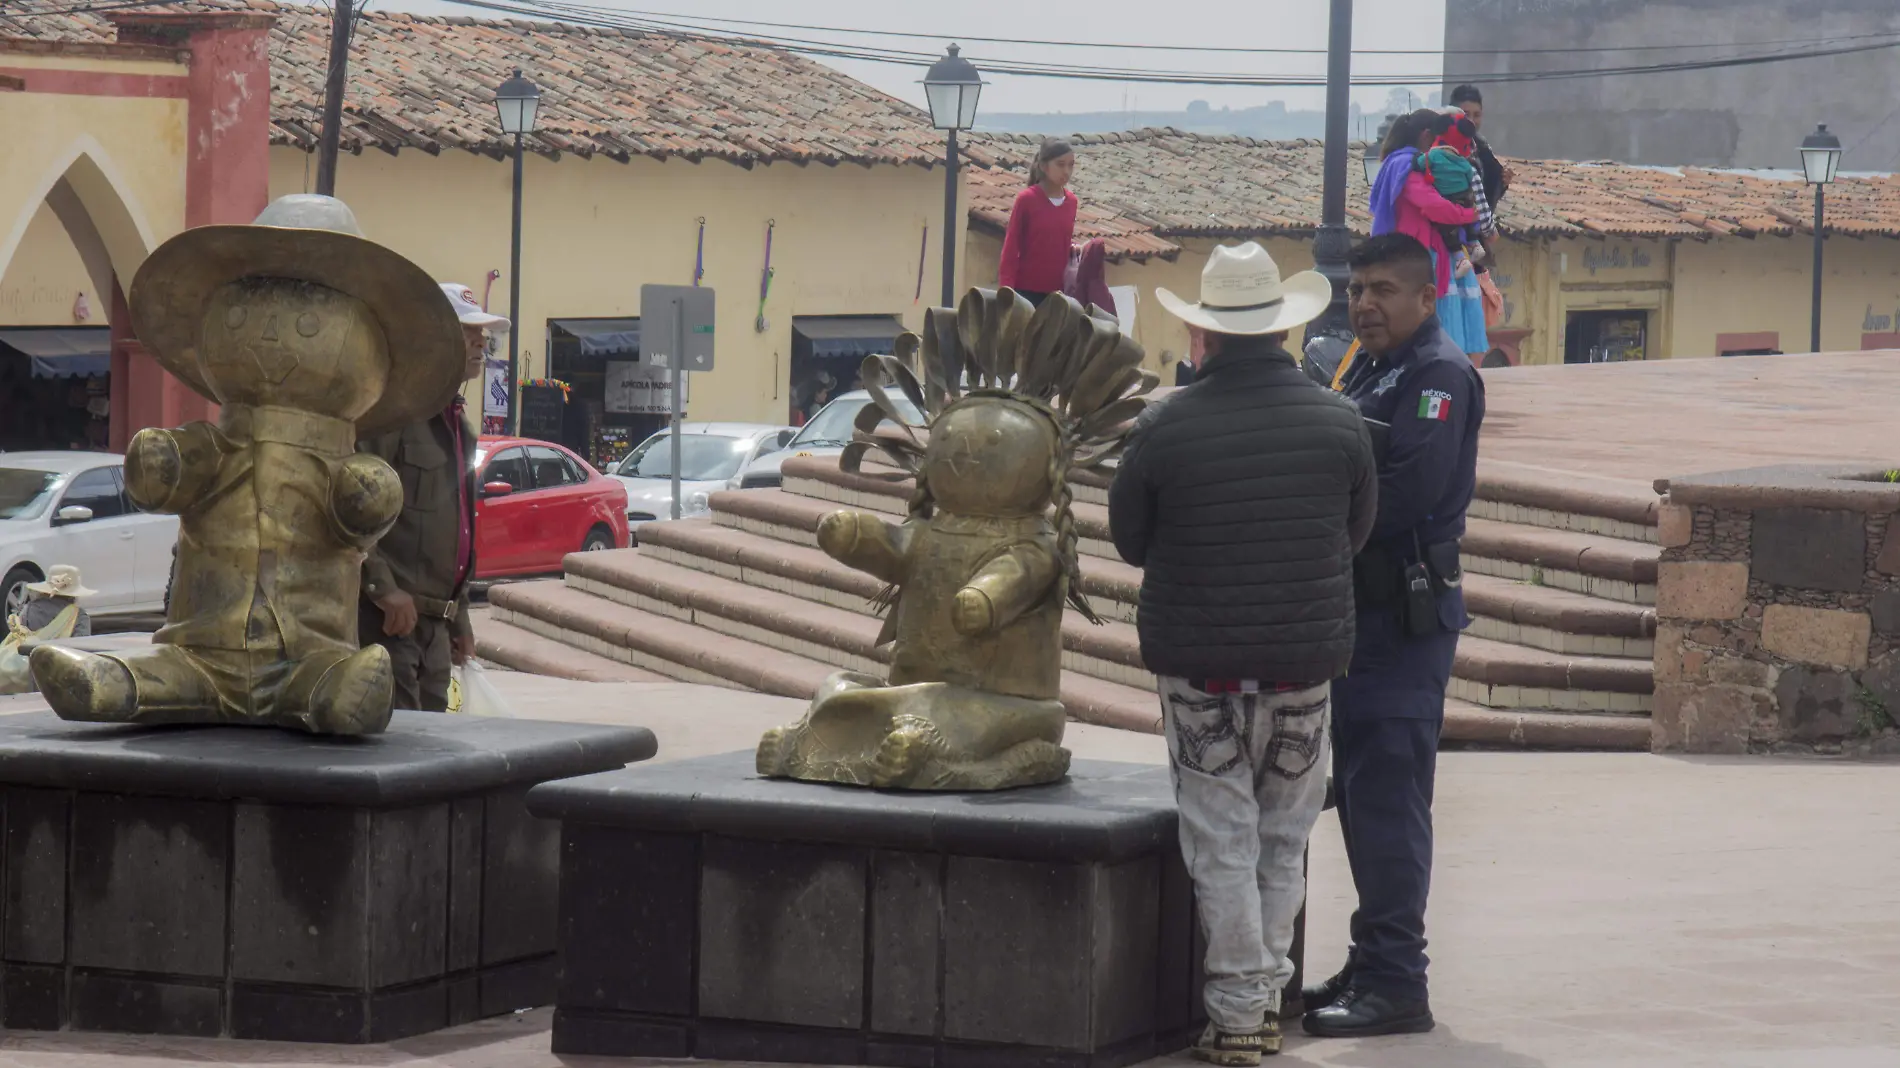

{"left": 976, "top": 91, "right": 1441, "bottom": 139}
{"left": 979, "top": 101, "right": 1338, "bottom": 139}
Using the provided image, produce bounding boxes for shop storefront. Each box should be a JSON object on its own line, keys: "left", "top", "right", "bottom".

{"left": 546, "top": 317, "right": 685, "bottom": 469}
{"left": 0, "top": 328, "right": 112, "bottom": 451}
{"left": 1564, "top": 309, "right": 1651, "bottom": 364}
{"left": 788, "top": 315, "right": 904, "bottom": 425}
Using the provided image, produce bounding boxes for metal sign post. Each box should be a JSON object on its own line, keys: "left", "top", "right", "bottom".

{"left": 639, "top": 284, "right": 716, "bottom": 521}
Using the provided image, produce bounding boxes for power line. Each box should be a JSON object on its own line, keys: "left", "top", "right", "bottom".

{"left": 436, "top": 0, "right": 1900, "bottom": 91}
{"left": 539, "top": 3, "right": 1900, "bottom": 59}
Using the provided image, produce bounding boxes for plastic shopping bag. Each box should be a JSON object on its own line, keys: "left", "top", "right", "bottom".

{"left": 446, "top": 661, "right": 516, "bottom": 717}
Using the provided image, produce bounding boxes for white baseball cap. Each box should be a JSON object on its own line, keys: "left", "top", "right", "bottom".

{"left": 440, "top": 282, "right": 511, "bottom": 334}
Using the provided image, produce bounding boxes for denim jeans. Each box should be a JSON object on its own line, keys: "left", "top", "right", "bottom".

{"left": 1161, "top": 678, "right": 1332, "bottom": 1032}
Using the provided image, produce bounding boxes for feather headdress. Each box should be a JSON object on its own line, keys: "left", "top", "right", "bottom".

{"left": 840, "top": 287, "right": 1157, "bottom": 627}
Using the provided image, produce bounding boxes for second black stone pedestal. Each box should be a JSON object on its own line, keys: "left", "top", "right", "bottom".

{"left": 530, "top": 752, "right": 1220, "bottom": 1068}
{"left": 0, "top": 710, "right": 656, "bottom": 1043}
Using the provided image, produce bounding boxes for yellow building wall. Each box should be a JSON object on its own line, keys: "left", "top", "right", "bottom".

{"left": 1670, "top": 236, "right": 1900, "bottom": 356}
{"left": 0, "top": 202, "right": 98, "bottom": 326}
{"left": 275, "top": 146, "right": 964, "bottom": 424}
{"left": 0, "top": 50, "right": 188, "bottom": 297}
{"left": 964, "top": 231, "right": 1320, "bottom": 374}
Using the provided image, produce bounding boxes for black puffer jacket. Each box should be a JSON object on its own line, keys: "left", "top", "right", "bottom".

{"left": 1109, "top": 340, "right": 1377, "bottom": 683}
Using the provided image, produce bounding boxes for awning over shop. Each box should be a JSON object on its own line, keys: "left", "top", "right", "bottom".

{"left": 792, "top": 316, "right": 905, "bottom": 360}
{"left": 0, "top": 328, "right": 111, "bottom": 378}
{"left": 551, "top": 318, "right": 640, "bottom": 356}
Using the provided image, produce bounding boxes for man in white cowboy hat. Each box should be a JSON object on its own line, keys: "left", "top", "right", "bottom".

{"left": 1109, "top": 242, "right": 1378, "bottom": 1063}
{"left": 16, "top": 565, "right": 96, "bottom": 637}
{"left": 357, "top": 282, "right": 509, "bottom": 713}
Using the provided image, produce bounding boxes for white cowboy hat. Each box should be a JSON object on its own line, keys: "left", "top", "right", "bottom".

{"left": 1155, "top": 242, "right": 1332, "bottom": 337}
{"left": 25, "top": 565, "right": 97, "bottom": 600}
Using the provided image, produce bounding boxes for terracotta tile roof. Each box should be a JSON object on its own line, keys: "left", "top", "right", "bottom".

{"left": 965, "top": 166, "right": 1179, "bottom": 263}
{"left": 971, "top": 128, "right": 1900, "bottom": 242}
{"left": 4, "top": 0, "right": 948, "bottom": 167}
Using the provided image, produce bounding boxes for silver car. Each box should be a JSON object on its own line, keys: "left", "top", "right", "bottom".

{"left": 0, "top": 452, "right": 180, "bottom": 620}
{"left": 737, "top": 389, "right": 925, "bottom": 489}
{"left": 610, "top": 423, "right": 794, "bottom": 528}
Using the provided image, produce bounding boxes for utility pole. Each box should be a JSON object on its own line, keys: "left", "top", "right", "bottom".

{"left": 313, "top": 0, "right": 356, "bottom": 196}
{"left": 1307, "top": 0, "right": 1355, "bottom": 341}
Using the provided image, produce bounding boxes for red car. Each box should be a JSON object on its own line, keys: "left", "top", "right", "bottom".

{"left": 473, "top": 436, "right": 629, "bottom": 578}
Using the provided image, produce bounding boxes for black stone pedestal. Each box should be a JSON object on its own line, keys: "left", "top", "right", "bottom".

{"left": 529, "top": 752, "right": 1211, "bottom": 1068}
{"left": 0, "top": 710, "right": 656, "bottom": 1043}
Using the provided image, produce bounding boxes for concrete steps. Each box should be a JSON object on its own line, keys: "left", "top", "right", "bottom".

{"left": 471, "top": 609, "right": 671, "bottom": 683}
{"left": 1471, "top": 462, "right": 1661, "bottom": 545}
{"left": 1461, "top": 573, "right": 1656, "bottom": 658}
{"left": 1451, "top": 634, "right": 1653, "bottom": 715}
{"left": 480, "top": 450, "right": 1664, "bottom": 752}
{"left": 1461, "top": 518, "right": 1658, "bottom": 605}
{"left": 487, "top": 576, "right": 1162, "bottom": 733}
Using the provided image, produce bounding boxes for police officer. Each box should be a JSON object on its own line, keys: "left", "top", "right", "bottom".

{"left": 357, "top": 282, "right": 507, "bottom": 712}
{"left": 1302, "top": 233, "right": 1485, "bottom": 1038}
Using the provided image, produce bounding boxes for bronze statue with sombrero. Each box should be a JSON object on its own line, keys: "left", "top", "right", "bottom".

{"left": 29, "top": 194, "right": 467, "bottom": 735}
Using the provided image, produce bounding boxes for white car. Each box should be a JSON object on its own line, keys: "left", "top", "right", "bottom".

{"left": 736, "top": 389, "right": 925, "bottom": 489}
{"left": 609, "top": 423, "right": 794, "bottom": 528}
{"left": 0, "top": 452, "right": 180, "bottom": 621}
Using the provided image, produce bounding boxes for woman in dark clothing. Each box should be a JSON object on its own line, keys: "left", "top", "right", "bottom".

{"left": 998, "top": 140, "right": 1078, "bottom": 306}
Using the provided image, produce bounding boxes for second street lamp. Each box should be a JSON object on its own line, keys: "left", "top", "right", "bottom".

{"left": 923, "top": 45, "right": 984, "bottom": 310}
{"left": 495, "top": 69, "right": 541, "bottom": 433}
{"left": 1799, "top": 123, "right": 1843, "bottom": 354}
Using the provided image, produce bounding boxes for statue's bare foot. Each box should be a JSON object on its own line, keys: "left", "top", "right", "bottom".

{"left": 871, "top": 714, "right": 944, "bottom": 788}
{"left": 29, "top": 647, "right": 136, "bottom": 723}
{"left": 306, "top": 645, "right": 394, "bottom": 735}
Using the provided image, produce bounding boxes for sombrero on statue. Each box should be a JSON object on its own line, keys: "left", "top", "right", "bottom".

{"left": 127, "top": 194, "right": 466, "bottom": 438}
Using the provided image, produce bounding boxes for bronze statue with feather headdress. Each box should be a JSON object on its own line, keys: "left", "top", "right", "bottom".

{"left": 756, "top": 287, "right": 1156, "bottom": 790}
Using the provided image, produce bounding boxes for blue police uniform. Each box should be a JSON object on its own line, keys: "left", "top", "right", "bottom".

{"left": 1331, "top": 315, "right": 1484, "bottom": 1003}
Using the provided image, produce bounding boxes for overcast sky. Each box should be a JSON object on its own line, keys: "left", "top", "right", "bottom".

{"left": 384, "top": 0, "right": 1448, "bottom": 116}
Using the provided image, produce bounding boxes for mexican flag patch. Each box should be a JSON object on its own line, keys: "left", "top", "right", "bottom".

{"left": 1418, "top": 390, "right": 1453, "bottom": 421}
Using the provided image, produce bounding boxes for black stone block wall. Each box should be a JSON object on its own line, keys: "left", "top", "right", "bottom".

{"left": 0, "top": 785, "right": 562, "bottom": 1042}
{"left": 549, "top": 826, "right": 1204, "bottom": 1068}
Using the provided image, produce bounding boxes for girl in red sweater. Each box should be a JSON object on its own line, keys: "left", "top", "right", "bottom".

{"left": 998, "top": 140, "right": 1078, "bottom": 306}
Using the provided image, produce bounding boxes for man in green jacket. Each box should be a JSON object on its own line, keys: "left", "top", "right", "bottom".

{"left": 357, "top": 282, "right": 507, "bottom": 711}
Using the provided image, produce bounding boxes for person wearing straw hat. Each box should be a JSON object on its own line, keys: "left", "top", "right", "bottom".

{"left": 357, "top": 282, "right": 508, "bottom": 714}
{"left": 1109, "top": 242, "right": 1378, "bottom": 1063}
{"left": 28, "top": 193, "right": 468, "bottom": 734}
{"left": 17, "top": 565, "right": 96, "bottom": 637}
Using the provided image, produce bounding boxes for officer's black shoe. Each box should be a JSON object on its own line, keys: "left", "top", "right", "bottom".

{"left": 1301, "top": 987, "right": 1434, "bottom": 1038}
{"left": 1299, "top": 960, "right": 1356, "bottom": 1012}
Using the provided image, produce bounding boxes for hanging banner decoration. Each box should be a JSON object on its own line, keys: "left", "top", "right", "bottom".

{"left": 755, "top": 219, "right": 776, "bottom": 333}
{"left": 693, "top": 216, "right": 707, "bottom": 286}
{"left": 483, "top": 355, "right": 510, "bottom": 419}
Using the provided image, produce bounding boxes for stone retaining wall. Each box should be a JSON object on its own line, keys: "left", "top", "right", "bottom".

{"left": 1653, "top": 465, "right": 1900, "bottom": 754}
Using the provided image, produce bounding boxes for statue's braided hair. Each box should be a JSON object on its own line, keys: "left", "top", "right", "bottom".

{"left": 842, "top": 289, "right": 1155, "bottom": 625}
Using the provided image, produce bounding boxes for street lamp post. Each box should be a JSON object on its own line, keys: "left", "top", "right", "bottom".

{"left": 1799, "top": 124, "right": 1843, "bottom": 354}
{"left": 923, "top": 45, "right": 985, "bottom": 309}
{"left": 1308, "top": 0, "right": 1355, "bottom": 341}
{"left": 495, "top": 69, "right": 542, "bottom": 433}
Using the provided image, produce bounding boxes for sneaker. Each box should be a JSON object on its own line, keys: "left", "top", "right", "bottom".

{"left": 1191, "top": 1020, "right": 1279, "bottom": 1065}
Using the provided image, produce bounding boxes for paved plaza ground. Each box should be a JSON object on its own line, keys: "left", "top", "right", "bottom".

{"left": 4, "top": 673, "right": 1897, "bottom": 1067}
{"left": 3, "top": 350, "right": 1896, "bottom": 1067}
{"left": 1478, "top": 351, "right": 1900, "bottom": 490}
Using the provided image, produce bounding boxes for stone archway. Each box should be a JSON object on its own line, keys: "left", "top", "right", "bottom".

{"left": 0, "top": 13, "right": 273, "bottom": 447}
